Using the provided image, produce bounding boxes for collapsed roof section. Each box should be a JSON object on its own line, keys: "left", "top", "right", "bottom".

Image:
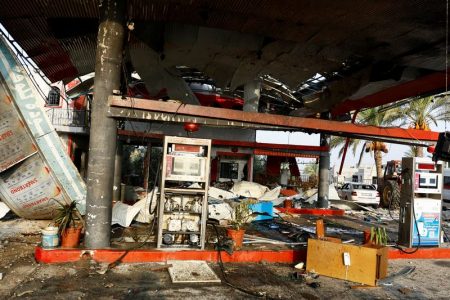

{"left": 0, "top": 0, "right": 447, "bottom": 117}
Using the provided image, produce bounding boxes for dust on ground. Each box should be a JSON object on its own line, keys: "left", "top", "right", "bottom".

{"left": 1, "top": 216, "right": 450, "bottom": 299}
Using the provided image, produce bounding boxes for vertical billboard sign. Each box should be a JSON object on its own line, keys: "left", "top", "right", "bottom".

{"left": 0, "top": 35, "right": 86, "bottom": 218}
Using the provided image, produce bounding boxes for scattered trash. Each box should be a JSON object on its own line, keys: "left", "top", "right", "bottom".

{"left": 123, "top": 237, "right": 136, "bottom": 243}
{"left": 104, "top": 283, "right": 114, "bottom": 288}
{"left": 16, "top": 290, "right": 34, "bottom": 297}
{"left": 398, "top": 287, "right": 412, "bottom": 295}
{"left": 378, "top": 266, "right": 416, "bottom": 285}
{"left": 96, "top": 263, "right": 110, "bottom": 275}
{"left": 307, "top": 282, "right": 321, "bottom": 289}
{"left": 295, "top": 262, "right": 305, "bottom": 269}
{"left": 149, "top": 264, "right": 173, "bottom": 272}
{"left": 230, "top": 181, "right": 270, "bottom": 198}
{"left": 0, "top": 272, "right": 3, "bottom": 280}
{"left": 0, "top": 202, "right": 10, "bottom": 219}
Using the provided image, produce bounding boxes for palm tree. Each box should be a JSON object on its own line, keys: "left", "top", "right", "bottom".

{"left": 404, "top": 146, "right": 420, "bottom": 158}
{"left": 303, "top": 163, "right": 318, "bottom": 178}
{"left": 330, "top": 107, "right": 400, "bottom": 189}
{"left": 400, "top": 96, "right": 449, "bottom": 157}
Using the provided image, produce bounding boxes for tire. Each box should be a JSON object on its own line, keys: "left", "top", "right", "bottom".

{"left": 382, "top": 180, "right": 400, "bottom": 209}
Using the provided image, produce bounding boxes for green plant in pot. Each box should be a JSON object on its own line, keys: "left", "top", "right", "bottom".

{"left": 369, "top": 226, "right": 388, "bottom": 246}
{"left": 227, "top": 198, "right": 257, "bottom": 249}
{"left": 53, "top": 199, "right": 83, "bottom": 248}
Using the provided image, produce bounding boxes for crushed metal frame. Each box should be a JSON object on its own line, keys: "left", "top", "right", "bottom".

{"left": 108, "top": 96, "right": 438, "bottom": 147}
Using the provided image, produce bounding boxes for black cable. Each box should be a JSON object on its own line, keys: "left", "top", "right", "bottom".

{"left": 106, "top": 156, "right": 162, "bottom": 271}
{"left": 210, "top": 223, "right": 266, "bottom": 298}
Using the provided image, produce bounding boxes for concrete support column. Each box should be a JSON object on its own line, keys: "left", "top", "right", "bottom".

{"left": 143, "top": 142, "right": 151, "bottom": 191}
{"left": 317, "top": 112, "right": 331, "bottom": 209}
{"left": 243, "top": 80, "right": 261, "bottom": 112}
{"left": 85, "top": 0, "right": 126, "bottom": 249}
{"left": 113, "top": 140, "right": 123, "bottom": 201}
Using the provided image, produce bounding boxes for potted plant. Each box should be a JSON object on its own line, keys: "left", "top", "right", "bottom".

{"left": 367, "top": 226, "right": 388, "bottom": 246}
{"left": 227, "top": 198, "right": 257, "bottom": 249}
{"left": 53, "top": 199, "right": 83, "bottom": 248}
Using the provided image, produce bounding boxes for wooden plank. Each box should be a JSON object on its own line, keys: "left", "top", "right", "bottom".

{"left": 306, "top": 239, "right": 388, "bottom": 286}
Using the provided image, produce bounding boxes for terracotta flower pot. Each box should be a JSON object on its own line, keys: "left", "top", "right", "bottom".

{"left": 284, "top": 199, "right": 293, "bottom": 209}
{"left": 226, "top": 228, "right": 245, "bottom": 249}
{"left": 61, "top": 227, "right": 82, "bottom": 248}
{"left": 363, "top": 229, "right": 371, "bottom": 245}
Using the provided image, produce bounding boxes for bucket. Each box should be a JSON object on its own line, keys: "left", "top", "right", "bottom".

{"left": 41, "top": 226, "right": 59, "bottom": 248}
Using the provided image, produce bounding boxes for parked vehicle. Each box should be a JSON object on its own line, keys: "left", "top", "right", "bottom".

{"left": 381, "top": 160, "right": 402, "bottom": 209}
{"left": 338, "top": 182, "right": 380, "bottom": 207}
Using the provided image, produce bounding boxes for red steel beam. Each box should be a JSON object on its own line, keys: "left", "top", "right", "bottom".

{"left": 117, "top": 129, "right": 328, "bottom": 152}
{"left": 332, "top": 70, "right": 450, "bottom": 116}
{"left": 110, "top": 97, "right": 439, "bottom": 142}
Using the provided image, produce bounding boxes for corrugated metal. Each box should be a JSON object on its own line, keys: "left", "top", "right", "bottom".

{"left": 0, "top": 0, "right": 445, "bottom": 84}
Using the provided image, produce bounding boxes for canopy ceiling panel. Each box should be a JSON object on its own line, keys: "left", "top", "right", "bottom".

{"left": 0, "top": 0, "right": 446, "bottom": 114}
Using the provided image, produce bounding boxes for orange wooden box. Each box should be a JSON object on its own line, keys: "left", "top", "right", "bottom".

{"left": 306, "top": 239, "right": 388, "bottom": 286}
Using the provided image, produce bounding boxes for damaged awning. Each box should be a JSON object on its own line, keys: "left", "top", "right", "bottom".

{"left": 254, "top": 149, "right": 319, "bottom": 159}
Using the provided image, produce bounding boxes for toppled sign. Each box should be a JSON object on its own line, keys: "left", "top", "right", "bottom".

{"left": 0, "top": 35, "right": 86, "bottom": 219}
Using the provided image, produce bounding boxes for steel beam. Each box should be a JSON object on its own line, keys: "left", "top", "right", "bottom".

{"left": 108, "top": 96, "right": 439, "bottom": 144}
{"left": 332, "top": 69, "right": 450, "bottom": 116}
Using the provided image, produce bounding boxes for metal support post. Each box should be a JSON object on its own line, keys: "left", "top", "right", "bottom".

{"left": 243, "top": 80, "right": 261, "bottom": 112}
{"left": 318, "top": 112, "right": 331, "bottom": 208}
{"left": 143, "top": 142, "right": 151, "bottom": 190}
{"left": 113, "top": 140, "right": 123, "bottom": 201}
{"left": 85, "top": 0, "right": 126, "bottom": 249}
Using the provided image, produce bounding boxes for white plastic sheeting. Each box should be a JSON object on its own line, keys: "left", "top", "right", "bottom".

{"left": 230, "top": 181, "right": 269, "bottom": 198}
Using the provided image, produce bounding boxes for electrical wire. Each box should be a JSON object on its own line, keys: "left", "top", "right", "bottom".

{"left": 210, "top": 223, "right": 266, "bottom": 298}
{"left": 105, "top": 155, "right": 162, "bottom": 271}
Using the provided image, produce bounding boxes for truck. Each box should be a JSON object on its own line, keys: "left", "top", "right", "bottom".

{"left": 381, "top": 160, "right": 402, "bottom": 209}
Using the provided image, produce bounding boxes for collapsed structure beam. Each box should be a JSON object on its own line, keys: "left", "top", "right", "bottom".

{"left": 109, "top": 96, "right": 439, "bottom": 144}
{"left": 117, "top": 130, "right": 328, "bottom": 155}
{"left": 331, "top": 69, "right": 450, "bottom": 116}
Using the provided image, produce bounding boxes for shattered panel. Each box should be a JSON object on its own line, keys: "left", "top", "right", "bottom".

{"left": 0, "top": 90, "right": 37, "bottom": 172}
{"left": 0, "top": 153, "right": 70, "bottom": 219}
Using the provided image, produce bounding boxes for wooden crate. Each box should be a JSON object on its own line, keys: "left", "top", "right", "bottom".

{"left": 306, "top": 239, "right": 388, "bottom": 286}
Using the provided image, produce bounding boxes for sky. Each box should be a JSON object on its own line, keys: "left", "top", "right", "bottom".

{"left": 256, "top": 118, "right": 447, "bottom": 172}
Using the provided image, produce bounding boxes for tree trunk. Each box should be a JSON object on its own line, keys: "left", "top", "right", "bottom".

{"left": 374, "top": 150, "right": 383, "bottom": 191}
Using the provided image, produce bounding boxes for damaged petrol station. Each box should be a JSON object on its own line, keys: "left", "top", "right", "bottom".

{"left": 0, "top": 1, "right": 450, "bottom": 299}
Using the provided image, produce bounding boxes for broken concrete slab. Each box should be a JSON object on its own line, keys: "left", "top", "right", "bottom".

{"left": 167, "top": 260, "right": 221, "bottom": 283}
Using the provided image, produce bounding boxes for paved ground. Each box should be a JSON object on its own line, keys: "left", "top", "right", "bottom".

{"left": 1, "top": 217, "right": 450, "bottom": 299}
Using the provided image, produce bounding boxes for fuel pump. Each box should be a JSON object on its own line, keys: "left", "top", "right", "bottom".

{"left": 398, "top": 157, "right": 443, "bottom": 248}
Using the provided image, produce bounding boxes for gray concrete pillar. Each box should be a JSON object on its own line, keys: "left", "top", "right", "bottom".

{"left": 113, "top": 140, "right": 123, "bottom": 201}
{"left": 85, "top": 0, "right": 126, "bottom": 249}
{"left": 317, "top": 112, "right": 331, "bottom": 208}
{"left": 243, "top": 80, "right": 261, "bottom": 112}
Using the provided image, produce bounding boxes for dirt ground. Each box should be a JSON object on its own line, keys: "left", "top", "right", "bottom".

{"left": 1, "top": 216, "right": 450, "bottom": 299}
